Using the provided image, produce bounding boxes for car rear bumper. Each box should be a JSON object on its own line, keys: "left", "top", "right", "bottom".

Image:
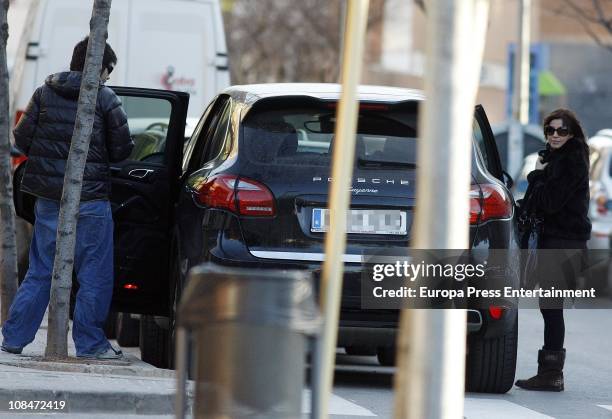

{"left": 337, "top": 309, "right": 483, "bottom": 347}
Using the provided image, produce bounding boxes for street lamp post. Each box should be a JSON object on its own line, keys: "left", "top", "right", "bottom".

{"left": 508, "top": 0, "right": 532, "bottom": 178}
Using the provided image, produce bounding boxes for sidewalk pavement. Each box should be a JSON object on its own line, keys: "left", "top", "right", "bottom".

{"left": 0, "top": 312, "right": 193, "bottom": 418}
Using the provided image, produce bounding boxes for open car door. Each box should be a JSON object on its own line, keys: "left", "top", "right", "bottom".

{"left": 13, "top": 87, "right": 189, "bottom": 316}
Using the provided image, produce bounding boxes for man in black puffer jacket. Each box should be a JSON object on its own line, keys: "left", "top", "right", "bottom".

{"left": 1, "top": 38, "right": 133, "bottom": 360}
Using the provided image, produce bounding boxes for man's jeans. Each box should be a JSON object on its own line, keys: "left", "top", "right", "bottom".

{"left": 2, "top": 198, "right": 114, "bottom": 356}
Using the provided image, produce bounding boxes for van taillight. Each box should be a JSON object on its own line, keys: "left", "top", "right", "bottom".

{"left": 15, "top": 110, "right": 25, "bottom": 126}
{"left": 195, "top": 174, "right": 276, "bottom": 217}
{"left": 469, "top": 183, "right": 512, "bottom": 224}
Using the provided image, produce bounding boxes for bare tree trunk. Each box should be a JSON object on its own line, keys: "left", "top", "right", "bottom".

{"left": 0, "top": 0, "right": 18, "bottom": 326}
{"left": 45, "top": 0, "right": 112, "bottom": 359}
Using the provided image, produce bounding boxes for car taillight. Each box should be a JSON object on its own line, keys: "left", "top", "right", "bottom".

{"left": 469, "top": 183, "right": 512, "bottom": 224}
{"left": 324, "top": 102, "right": 389, "bottom": 111}
{"left": 236, "top": 178, "right": 276, "bottom": 216}
{"left": 14, "top": 110, "right": 25, "bottom": 126}
{"left": 195, "top": 174, "right": 276, "bottom": 217}
{"left": 195, "top": 174, "right": 238, "bottom": 212}
{"left": 11, "top": 154, "right": 27, "bottom": 169}
{"left": 489, "top": 305, "right": 505, "bottom": 320}
{"left": 596, "top": 192, "right": 608, "bottom": 215}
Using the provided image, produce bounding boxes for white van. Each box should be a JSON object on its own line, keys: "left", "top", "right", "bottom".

{"left": 13, "top": 0, "right": 230, "bottom": 120}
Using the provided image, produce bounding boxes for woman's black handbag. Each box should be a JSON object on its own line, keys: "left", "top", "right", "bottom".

{"left": 517, "top": 183, "right": 543, "bottom": 288}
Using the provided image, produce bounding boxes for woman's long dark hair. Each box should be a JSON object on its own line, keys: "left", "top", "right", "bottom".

{"left": 542, "top": 108, "right": 589, "bottom": 156}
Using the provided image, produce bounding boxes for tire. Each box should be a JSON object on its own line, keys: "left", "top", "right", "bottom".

{"left": 377, "top": 346, "right": 396, "bottom": 366}
{"left": 139, "top": 315, "right": 169, "bottom": 368}
{"left": 345, "top": 346, "right": 376, "bottom": 356}
{"left": 116, "top": 313, "right": 140, "bottom": 347}
{"left": 466, "top": 318, "right": 518, "bottom": 393}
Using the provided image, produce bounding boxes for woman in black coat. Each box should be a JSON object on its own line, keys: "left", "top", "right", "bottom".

{"left": 515, "top": 109, "right": 591, "bottom": 392}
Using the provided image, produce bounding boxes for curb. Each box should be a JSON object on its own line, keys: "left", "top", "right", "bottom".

{"left": 0, "top": 387, "right": 192, "bottom": 415}
{"left": 0, "top": 353, "right": 176, "bottom": 379}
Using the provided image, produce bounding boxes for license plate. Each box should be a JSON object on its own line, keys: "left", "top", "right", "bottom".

{"left": 311, "top": 208, "right": 407, "bottom": 235}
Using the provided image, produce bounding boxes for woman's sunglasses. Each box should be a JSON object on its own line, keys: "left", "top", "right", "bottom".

{"left": 106, "top": 63, "right": 115, "bottom": 75}
{"left": 544, "top": 126, "right": 570, "bottom": 137}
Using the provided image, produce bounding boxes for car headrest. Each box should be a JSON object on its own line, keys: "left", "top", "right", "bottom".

{"left": 246, "top": 121, "right": 299, "bottom": 162}
{"left": 277, "top": 131, "right": 298, "bottom": 157}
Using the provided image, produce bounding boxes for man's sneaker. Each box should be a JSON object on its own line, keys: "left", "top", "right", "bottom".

{"left": 79, "top": 345, "right": 123, "bottom": 360}
{"left": 1, "top": 344, "right": 23, "bottom": 355}
{"left": 96, "top": 346, "right": 123, "bottom": 360}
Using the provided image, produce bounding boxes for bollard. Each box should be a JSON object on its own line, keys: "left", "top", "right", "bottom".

{"left": 175, "top": 263, "right": 320, "bottom": 419}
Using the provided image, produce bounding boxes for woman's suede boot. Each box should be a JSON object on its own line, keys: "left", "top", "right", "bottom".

{"left": 515, "top": 348, "right": 565, "bottom": 391}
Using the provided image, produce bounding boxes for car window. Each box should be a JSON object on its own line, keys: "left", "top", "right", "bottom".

{"left": 472, "top": 119, "right": 492, "bottom": 173}
{"left": 118, "top": 95, "right": 172, "bottom": 164}
{"left": 187, "top": 95, "right": 229, "bottom": 173}
{"left": 589, "top": 148, "right": 602, "bottom": 178}
{"left": 242, "top": 102, "right": 418, "bottom": 168}
{"left": 200, "top": 100, "right": 232, "bottom": 165}
{"left": 182, "top": 100, "right": 214, "bottom": 173}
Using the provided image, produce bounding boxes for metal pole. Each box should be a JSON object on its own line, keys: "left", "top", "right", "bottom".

{"left": 507, "top": 0, "right": 532, "bottom": 178}
{"left": 393, "top": 0, "right": 490, "bottom": 418}
{"left": 517, "top": 0, "right": 532, "bottom": 125}
{"left": 313, "top": 1, "right": 369, "bottom": 419}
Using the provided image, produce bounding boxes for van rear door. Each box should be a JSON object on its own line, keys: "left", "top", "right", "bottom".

{"left": 33, "top": 0, "right": 129, "bottom": 84}
{"left": 126, "top": 0, "right": 226, "bottom": 117}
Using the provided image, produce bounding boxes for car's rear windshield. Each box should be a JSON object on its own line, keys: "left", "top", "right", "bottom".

{"left": 241, "top": 101, "right": 419, "bottom": 167}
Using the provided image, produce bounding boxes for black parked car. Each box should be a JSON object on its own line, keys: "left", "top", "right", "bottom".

{"left": 14, "top": 83, "right": 519, "bottom": 393}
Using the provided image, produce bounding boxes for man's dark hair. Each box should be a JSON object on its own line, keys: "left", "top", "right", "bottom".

{"left": 70, "top": 37, "right": 117, "bottom": 72}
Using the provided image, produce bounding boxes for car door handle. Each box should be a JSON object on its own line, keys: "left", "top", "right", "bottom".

{"left": 128, "top": 169, "right": 154, "bottom": 179}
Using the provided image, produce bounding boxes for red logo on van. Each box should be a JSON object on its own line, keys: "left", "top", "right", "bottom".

{"left": 160, "top": 66, "right": 196, "bottom": 91}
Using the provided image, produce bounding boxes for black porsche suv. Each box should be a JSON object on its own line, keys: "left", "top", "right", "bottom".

{"left": 14, "top": 83, "right": 519, "bottom": 393}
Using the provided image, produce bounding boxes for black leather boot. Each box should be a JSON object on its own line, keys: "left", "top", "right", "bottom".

{"left": 515, "top": 348, "right": 565, "bottom": 391}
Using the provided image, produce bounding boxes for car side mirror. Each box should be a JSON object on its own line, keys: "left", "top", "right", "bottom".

{"left": 502, "top": 170, "right": 514, "bottom": 190}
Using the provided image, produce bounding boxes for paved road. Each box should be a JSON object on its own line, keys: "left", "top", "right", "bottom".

{"left": 126, "top": 308, "right": 612, "bottom": 418}
{"left": 322, "top": 309, "right": 612, "bottom": 419}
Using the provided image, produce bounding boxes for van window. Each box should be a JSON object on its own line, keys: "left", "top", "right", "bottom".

{"left": 119, "top": 95, "right": 172, "bottom": 164}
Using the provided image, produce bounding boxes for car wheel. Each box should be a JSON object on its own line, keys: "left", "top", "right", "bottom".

{"left": 377, "top": 346, "right": 396, "bottom": 366}
{"left": 465, "top": 317, "right": 518, "bottom": 393}
{"left": 345, "top": 346, "right": 377, "bottom": 356}
{"left": 116, "top": 313, "right": 140, "bottom": 347}
{"left": 139, "top": 315, "right": 169, "bottom": 369}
